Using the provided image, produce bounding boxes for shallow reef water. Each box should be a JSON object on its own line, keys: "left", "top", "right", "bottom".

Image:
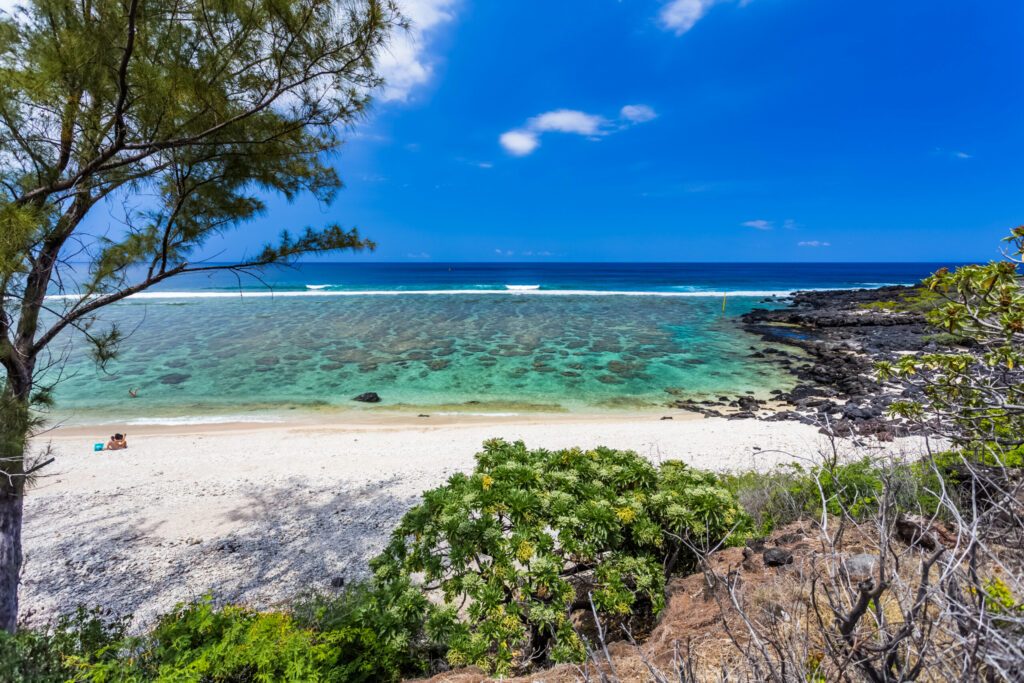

{"left": 47, "top": 293, "right": 795, "bottom": 421}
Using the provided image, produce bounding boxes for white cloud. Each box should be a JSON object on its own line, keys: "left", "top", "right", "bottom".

{"left": 782, "top": 219, "right": 799, "bottom": 230}
{"left": 620, "top": 104, "right": 658, "bottom": 123}
{"left": 528, "top": 109, "right": 606, "bottom": 136}
{"left": 405, "top": 251, "right": 431, "bottom": 259}
{"left": 658, "top": 0, "right": 754, "bottom": 36}
{"left": 378, "top": 0, "right": 457, "bottom": 102}
{"left": 350, "top": 130, "right": 390, "bottom": 143}
{"left": 934, "top": 147, "right": 974, "bottom": 161}
{"left": 742, "top": 219, "right": 773, "bottom": 231}
{"left": 659, "top": 0, "right": 717, "bottom": 35}
{"left": 499, "top": 130, "right": 540, "bottom": 156}
{"left": 494, "top": 248, "right": 515, "bottom": 256}
{"left": 798, "top": 240, "right": 831, "bottom": 248}
{"left": 477, "top": 162, "right": 494, "bottom": 169}
{"left": 500, "top": 104, "right": 655, "bottom": 157}
{"left": 0, "top": 0, "right": 452, "bottom": 105}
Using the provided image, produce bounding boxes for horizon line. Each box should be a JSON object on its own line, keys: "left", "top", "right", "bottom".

{"left": 169, "top": 259, "right": 971, "bottom": 265}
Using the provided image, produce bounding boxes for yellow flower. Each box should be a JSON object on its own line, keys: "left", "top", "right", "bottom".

{"left": 616, "top": 507, "right": 636, "bottom": 524}
{"left": 516, "top": 540, "right": 534, "bottom": 562}
{"left": 481, "top": 474, "right": 494, "bottom": 490}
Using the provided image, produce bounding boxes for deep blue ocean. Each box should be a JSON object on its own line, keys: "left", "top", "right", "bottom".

{"left": 141, "top": 261, "right": 944, "bottom": 295}
{"left": 45, "top": 262, "right": 950, "bottom": 424}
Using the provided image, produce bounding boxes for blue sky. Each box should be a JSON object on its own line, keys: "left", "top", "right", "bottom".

{"left": 218, "top": 0, "right": 1023, "bottom": 262}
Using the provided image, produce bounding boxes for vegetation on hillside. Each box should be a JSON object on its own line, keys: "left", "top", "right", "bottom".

{"left": 855, "top": 287, "right": 943, "bottom": 314}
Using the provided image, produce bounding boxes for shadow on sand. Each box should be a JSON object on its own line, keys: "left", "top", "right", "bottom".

{"left": 21, "top": 478, "right": 419, "bottom": 628}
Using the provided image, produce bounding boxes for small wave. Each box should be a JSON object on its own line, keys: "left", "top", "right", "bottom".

{"left": 122, "top": 415, "right": 284, "bottom": 426}
{"left": 305, "top": 284, "right": 332, "bottom": 290}
{"left": 45, "top": 284, "right": 904, "bottom": 301}
{"left": 48, "top": 289, "right": 800, "bottom": 300}
{"left": 505, "top": 284, "right": 541, "bottom": 291}
{"left": 435, "top": 411, "right": 522, "bottom": 417}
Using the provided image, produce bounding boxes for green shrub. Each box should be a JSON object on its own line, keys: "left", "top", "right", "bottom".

{"left": 720, "top": 465, "right": 809, "bottom": 534}
{"left": 372, "top": 439, "right": 748, "bottom": 675}
{"left": 291, "top": 578, "right": 443, "bottom": 682}
{"left": 0, "top": 607, "right": 130, "bottom": 683}
{"left": 856, "top": 288, "right": 942, "bottom": 314}
{"left": 723, "top": 457, "right": 904, "bottom": 532}
{"left": 74, "top": 582, "right": 440, "bottom": 683}
{"left": 979, "top": 577, "right": 1024, "bottom": 616}
{"left": 807, "top": 457, "right": 886, "bottom": 518}
{"left": 77, "top": 601, "right": 342, "bottom": 681}
{"left": 1000, "top": 444, "right": 1024, "bottom": 467}
{"left": 0, "top": 629, "right": 68, "bottom": 683}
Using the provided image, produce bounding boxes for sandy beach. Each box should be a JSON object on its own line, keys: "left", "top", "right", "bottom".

{"left": 21, "top": 411, "right": 937, "bottom": 628}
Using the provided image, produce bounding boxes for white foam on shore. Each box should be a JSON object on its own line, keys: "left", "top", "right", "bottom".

{"left": 504, "top": 284, "right": 540, "bottom": 290}
{"left": 120, "top": 415, "right": 285, "bottom": 426}
{"left": 47, "top": 288, "right": 803, "bottom": 300}
{"left": 434, "top": 411, "right": 522, "bottom": 417}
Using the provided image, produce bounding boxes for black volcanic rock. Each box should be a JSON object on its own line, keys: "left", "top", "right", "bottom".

{"left": 739, "top": 285, "right": 959, "bottom": 438}
{"left": 352, "top": 392, "right": 381, "bottom": 403}
{"left": 736, "top": 395, "right": 762, "bottom": 411}
{"left": 763, "top": 547, "right": 794, "bottom": 567}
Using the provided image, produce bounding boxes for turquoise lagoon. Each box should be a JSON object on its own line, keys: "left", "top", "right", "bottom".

{"left": 47, "top": 293, "right": 794, "bottom": 423}
{"left": 44, "top": 262, "right": 944, "bottom": 424}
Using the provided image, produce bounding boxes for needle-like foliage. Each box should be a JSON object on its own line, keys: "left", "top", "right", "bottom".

{"left": 0, "top": 0, "right": 402, "bottom": 632}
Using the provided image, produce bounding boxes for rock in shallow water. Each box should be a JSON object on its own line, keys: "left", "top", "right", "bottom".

{"left": 352, "top": 392, "right": 381, "bottom": 403}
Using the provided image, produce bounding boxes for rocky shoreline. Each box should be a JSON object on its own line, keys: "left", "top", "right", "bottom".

{"left": 670, "top": 286, "right": 945, "bottom": 439}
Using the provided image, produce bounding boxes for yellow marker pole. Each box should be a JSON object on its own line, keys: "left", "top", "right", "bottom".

{"left": 722, "top": 291, "right": 727, "bottom": 313}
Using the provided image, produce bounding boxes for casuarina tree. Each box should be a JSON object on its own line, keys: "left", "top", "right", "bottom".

{"left": 0, "top": 0, "right": 402, "bottom": 631}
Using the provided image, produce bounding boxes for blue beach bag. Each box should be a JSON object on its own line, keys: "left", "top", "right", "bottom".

{"left": 94, "top": 443, "right": 104, "bottom": 452}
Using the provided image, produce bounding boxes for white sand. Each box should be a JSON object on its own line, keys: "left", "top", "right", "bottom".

{"left": 21, "top": 412, "right": 932, "bottom": 627}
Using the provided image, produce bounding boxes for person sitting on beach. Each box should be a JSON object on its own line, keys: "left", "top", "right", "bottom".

{"left": 105, "top": 433, "right": 128, "bottom": 450}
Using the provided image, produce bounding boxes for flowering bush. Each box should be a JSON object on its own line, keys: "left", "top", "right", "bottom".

{"left": 373, "top": 439, "right": 748, "bottom": 675}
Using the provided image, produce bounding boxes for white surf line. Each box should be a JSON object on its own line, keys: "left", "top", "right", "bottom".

{"left": 46, "top": 288, "right": 808, "bottom": 300}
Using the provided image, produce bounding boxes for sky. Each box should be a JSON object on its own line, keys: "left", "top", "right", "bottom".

{"left": 111, "top": 1, "right": 1024, "bottom": 261}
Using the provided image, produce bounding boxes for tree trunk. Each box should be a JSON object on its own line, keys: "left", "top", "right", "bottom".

{"left": 0, "top": 491, "right": 23, "bottom": 633}
{"left": 0, "top": 378, "right": 30, "bottom": 634}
